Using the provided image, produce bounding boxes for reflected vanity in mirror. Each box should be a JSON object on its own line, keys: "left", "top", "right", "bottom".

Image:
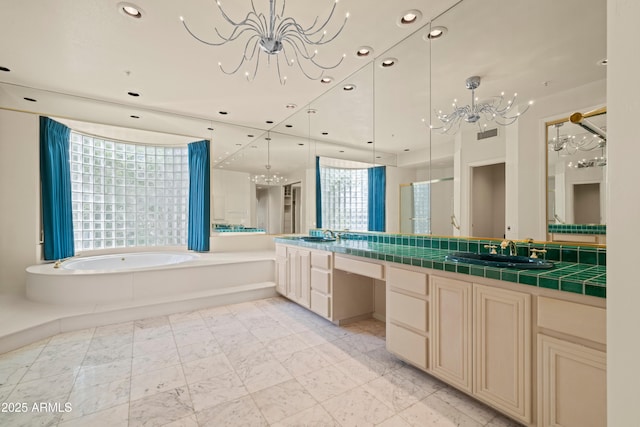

{"left": 546, "top": 107, "right": 606, "bottom": 243}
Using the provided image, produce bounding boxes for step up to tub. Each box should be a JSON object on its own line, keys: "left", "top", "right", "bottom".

{"left": 0, "top": 281, "right": 277, "bottom": 354}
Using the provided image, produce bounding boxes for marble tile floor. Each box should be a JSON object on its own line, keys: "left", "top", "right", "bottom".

{"left": 0, "top": 296, "right": 524, "bottom": 427}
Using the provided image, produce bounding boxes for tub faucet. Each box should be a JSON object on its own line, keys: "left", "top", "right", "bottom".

{"left": 500, "top": 240, "right": 517, "bottom": 256}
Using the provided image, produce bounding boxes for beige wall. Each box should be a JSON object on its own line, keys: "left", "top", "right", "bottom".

{"left": 607, "top": 0, "right": 640, "bottom": 424}
{"left": 0, "top": 109, "right": 41, "bottom": 295}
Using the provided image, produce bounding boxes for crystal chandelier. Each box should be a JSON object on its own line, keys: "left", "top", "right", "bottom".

{"left": 251, "top": 133, "right": 287, "bottom": 185}
{"left": 180, "top": 0, "right": 349, "bottom": 85}
{"left": 431, "top": 76, "right": 533, "bottom": 134}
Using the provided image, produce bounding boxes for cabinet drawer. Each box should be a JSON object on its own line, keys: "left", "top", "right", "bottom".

{"left": 311, "top": 251, "right": 332, "bottom": 270}
{"left": 276, "top": 244, "right": 287, "bottom": 258}
{"left": 387, "top": 290, "right": 427, "bottom": 332}
{"left": 387, "top": 266, "right": 428, "bottom": 295}
{"left": 334, "top": 255, "right": 384, "bottom": 279}
{"left": 387, "top": 323, "right": 428, "bottom": 370}
{"left": 310, "top": 290, "right": 331, "bottom": 319}
{"left": 538, "top": 297, "right": 606, "bottom": 344}
{"left": 311, "top": 268, "right": 331, "bottom": 294}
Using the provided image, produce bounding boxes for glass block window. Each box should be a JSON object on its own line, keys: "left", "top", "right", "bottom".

{"left": 320, "top": 165, "right": 368, "bottom": 231}
{"left": 412, "top": 182, "right": 431, "bottom": 234}
{"left": 69, "top": 132, "right": 189, "bottom": 251}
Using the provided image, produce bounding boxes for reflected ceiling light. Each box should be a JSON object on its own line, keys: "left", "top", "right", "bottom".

{"left": 127, "top": 91, "right": 140, "bottom": 97}
{"left": 426, "top": 26, "right": 447, "bottom": 39}
{"left": 180, "top": 0, "right": 349, "bottom": 85}
{"left": 207, "top": 127, "right": 214, "bottom": 131}
{"left": 398, "top": 10, "right": 422, "bottom": 26}
{"left": 432, "top": 75, "right": 533, "bottom": 134}
{"left": 0, "top": 66, "right": 10, "bottom": 72}
{"left": 251, "top": 132, "right": 288, "bottom": 185}
{"left": 356, "top": 46, "right": 373, "bottom": 57}
{"left": 307, "top": 109, "right": 317, "bottom": 114}
{"left": 320, "top": 76, "right": 334, "bottom": 84}
{"left": 130, "top": 115, "right": 140, "bottom": 118}
{"left": 380, "top": 58, "right": 397, "bottom": 68}
{"left": 118, "top": 3, "right": 143, "bottom": 19}
{"left": 219, "top": 111, "right": 228, "bottom": 115}
{"left": 343, "top": 84, "right": 356, "bottom": 91}
{"left": 23, "top": 97, "right": 37, "bottom": 102}
{"left": 286, "top": 103, "right": 297, "bottom": 109}
{"left": 598, "top": 58, "right": 608, "bottom": 66}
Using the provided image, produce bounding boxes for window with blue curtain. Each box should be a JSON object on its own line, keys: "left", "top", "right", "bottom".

{"left": 187, "top": 140, "right": 210, "bottom": 252}
{"left": 316, "top": 157, "right": 385, "bottom": 232}
{"left": 40, "top": 117, "right": 75, "bottom": 260}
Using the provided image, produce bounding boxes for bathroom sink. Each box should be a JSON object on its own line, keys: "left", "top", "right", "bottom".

{"left": 299, "top": 236, "right": 336, "bottom": 243}
{"left": 445, "top": 251, "right": 554, "bottom": 269}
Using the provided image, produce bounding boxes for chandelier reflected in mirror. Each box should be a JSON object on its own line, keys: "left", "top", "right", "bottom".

{"left": 251, "top": 133, "right": 288, "bottom": 186}
{"left": 549, "top": 122, "right": 607, "bottom": 169}
{"left": 431, "top": 76, "right": 533, "bottom": 134}
{"left": 180, "top": 0, "right": 349, "bottom": 85}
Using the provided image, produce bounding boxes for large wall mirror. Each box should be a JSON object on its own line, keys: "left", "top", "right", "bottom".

{"left": 546, "top": 107, "right": 606, "bottom": 243}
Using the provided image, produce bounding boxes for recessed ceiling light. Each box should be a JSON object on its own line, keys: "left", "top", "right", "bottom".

{"left": 376, "top": 156, "right": 381, "bottom": 159}
{"left": 266, "top": 120, "right": 274, "bottom": 124}
{"left": 320, "top": 76, "right": 333, "bottom": 84}
{"left": 426, "top": 26, "right": 448, "bottom": 40}
{"left": 298, "top": 143, "right": 304, "bottom": 146}
{"left": 207, "top": 127, "right": 214, "bottom": 131}
{"left": 219, "top": 111, "right": 228, "bottom": 115}
{"left": 247, "top": 134, "right": 254, "bottom": 138}
{"left": 235, "top": 143, "right": 242, "bottom": 146}
{"left": 118, "top": 2, "right": 143, "bottom": 19}
{"left": 130, "top": 115, "right": 140, "bottom": 119}
{"left": 265, "top": 137, "right": 271, "bottom": 141}
{"left": 322, "top": 132, "right": 329, "bottom": 135}
{"left": 398, "top": 10, "right": 422, "bottom": 26}
{"left": 380, "top": 58, "right": 397, "bottom": 68}
{"left": 404, "top": 148, "right": 410, "bottom": 152}
{"left": 343, "top": 84, "right": 356, "bottom": 91}
{"left": 286, "top": 103, "right": 297, "bottom": 109}
{"left": 307, "top": 109, "right": 317, "bottom": 114}
{"left": 23, "top": 97, "right": 37, "bottom": 102}
{"left": 356, "top": 46, "right": 373, "bottom": 57}
{"left": 367, "top": 141, "right": 373, "bottom": 144}
{"left": 127, "top": 91, "right": 140, "bottom": 97}
{"left": 0, "top": 66, "right": 10, "bottom": 72}
{"left": 285, "top": 124, "right": 293, "bottom": 128}
{"left": 598, "top": 58, "right": 608, "bottom": 66}
{"left": 339, "top": 150, "right": 345, "bottom": 153}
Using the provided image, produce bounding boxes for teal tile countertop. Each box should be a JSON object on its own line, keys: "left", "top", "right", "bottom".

{"left": 548, "top": 224, "right": 606, "bottom": 235}
{"left": 274, "top": 235, "right": 606, "bottom": 299}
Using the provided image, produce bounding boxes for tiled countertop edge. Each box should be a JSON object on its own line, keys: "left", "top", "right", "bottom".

{"left": 275, "top": 237, "right": 606, "bottom": 299}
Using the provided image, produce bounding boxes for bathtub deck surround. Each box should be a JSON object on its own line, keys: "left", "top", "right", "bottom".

{"left": 0, "top": 297, "right": 518, "bottom": 427}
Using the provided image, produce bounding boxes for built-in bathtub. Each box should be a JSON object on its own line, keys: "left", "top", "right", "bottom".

{"left": 26, "top": 250, "right": 276, "bottom": 305}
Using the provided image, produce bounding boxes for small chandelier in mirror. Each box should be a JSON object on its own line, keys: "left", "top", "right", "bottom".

{"left": 180, "top": 0, "right": 349, "bottom": 85}
{"left": 431, "top": 76, "right": 533, "bottom": 134}
{"left": 251, "top": 133, "right": 287, "bottom": 186}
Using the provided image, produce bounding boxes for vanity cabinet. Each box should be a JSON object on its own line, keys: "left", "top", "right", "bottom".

{"left": 473, "top": 284, "right": 531, "bottom": 423}
{"left": 395, "top": 272, "right": 531, "bottom": 424}
{"left": 386, "top": 266, "right": 429, "bottom": 370}
{"left": 430, "top": 275, "right": 473, "bottom": 392}
{"left": 275, "top": 244, "right": 288, "bottom": 295}
{"left": 309, "top": 249, "right": 333, "bottom": 319}
{"left": 537, "top": 297, "right": 606, "bottom": 427}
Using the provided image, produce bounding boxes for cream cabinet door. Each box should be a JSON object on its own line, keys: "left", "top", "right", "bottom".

{"left": 538, "top": 334, "right": 606, "bottom": 427}
{"left": 287, "top": 248, "right": 310, "bottom": 306}
{"left": 473, "top": 284, "right": 531, "bottom": 424}
{"left": 430, "top": 275, "right": 472, "bottom": 392}
{"left": 276, "top": 257, "right": 287, "bottom": 295}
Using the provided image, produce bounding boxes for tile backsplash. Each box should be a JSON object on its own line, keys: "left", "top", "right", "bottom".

{"left": 311, "top": 229, "right": 606, "bottom": 266}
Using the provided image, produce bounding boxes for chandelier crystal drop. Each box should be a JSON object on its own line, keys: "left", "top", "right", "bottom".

{"left": 431, "top": 76, "right": 533, "bottom": 134}
{"left": 180, "top": 0, "right": 349, "bottom": 85}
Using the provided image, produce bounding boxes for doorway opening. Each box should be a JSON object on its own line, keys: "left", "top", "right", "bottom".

{"left": 471, "top": 162, "right": 505, "bottom": 239}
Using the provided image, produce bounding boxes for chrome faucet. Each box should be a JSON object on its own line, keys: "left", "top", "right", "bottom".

{"left": 323, "top": 229, "right": 336, "bottom": 239}
{"left": 500, "top": 240, "right": 517, "bottom": 256}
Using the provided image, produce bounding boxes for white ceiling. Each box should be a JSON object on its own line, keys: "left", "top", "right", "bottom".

{"left": 0, "top": 0, "right": 606, "bottom": 176}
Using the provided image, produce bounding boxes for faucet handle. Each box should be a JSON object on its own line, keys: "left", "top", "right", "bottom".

{"left": 484, "top": 244, "right": 498, "bottom": 255}
{"left": 530, "top": 248, "right": 547, "bottom": 259}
